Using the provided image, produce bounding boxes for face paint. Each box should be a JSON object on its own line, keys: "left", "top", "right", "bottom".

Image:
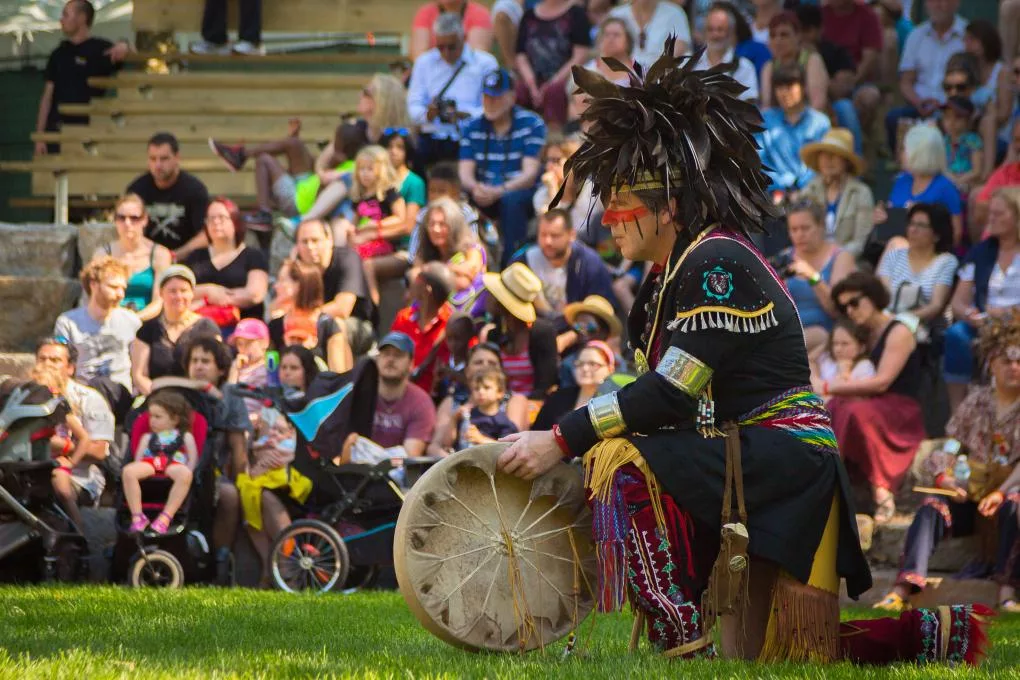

{"left": 602, "top": 206, "right": 651, "bottom": 226}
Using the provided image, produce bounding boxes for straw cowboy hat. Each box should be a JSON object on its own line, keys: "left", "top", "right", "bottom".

{"left": 563, "top": 294, "right": 622, "bottom": 339}
{"left": 482, "top": 263, "right": 542, "bottom": 324}
{"left": 800, "top": 128, "right": 865, "bottom": 177}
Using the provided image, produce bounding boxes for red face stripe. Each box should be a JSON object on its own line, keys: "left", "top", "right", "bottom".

{"left": 602, "top": 206, "right": 651, "bottom": 225}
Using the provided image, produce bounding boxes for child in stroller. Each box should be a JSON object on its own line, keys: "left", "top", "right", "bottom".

{"left": 0, "top": 366, "right": 91, "bottom": 581}
{"left": 122, "top": 391, "right": 198, "bottom": 535}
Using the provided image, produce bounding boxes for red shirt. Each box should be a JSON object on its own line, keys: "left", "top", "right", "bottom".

{"left": 977, "top": 162, "right": 1020, "bottom": 203}
{"left": 821, "top": 3, "right": 882, "bottom": 66}
{"left": 390, "top": 301, "right": 452, "bottom": 394}
{"left": 412, "top": 2, "right": 492, "bottom": 49}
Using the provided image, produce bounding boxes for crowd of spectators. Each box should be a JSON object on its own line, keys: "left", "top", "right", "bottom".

{"left": 20, "top": 0, "right": 1020, "bottom": 584}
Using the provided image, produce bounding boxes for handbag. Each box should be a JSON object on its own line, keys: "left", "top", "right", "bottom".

{"left": 196, "top": 302, "right": 240, "bottom": 328}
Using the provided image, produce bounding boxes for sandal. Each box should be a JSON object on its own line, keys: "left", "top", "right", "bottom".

{"left": 999, "top": 599, "right": 1020, "bottom": 614}
{"left": 150, "top": 511, "right": 173, "bottom": 535}
{"left": 873, "top": 491, "right": 896, "bottom": 524}
{"left": 873, "top": 592, "right": 909, "bottom": 611}
{"left": 128, "top": 514, "right": 149, "bottom": 534}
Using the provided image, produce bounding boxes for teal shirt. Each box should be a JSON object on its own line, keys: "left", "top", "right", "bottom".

{"left": 397, "top": 171, "right": 427, "bottom": 249}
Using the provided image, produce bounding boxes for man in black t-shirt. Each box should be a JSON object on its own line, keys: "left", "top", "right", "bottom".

{"left": 127, "top": 132, "right": 211, "bottom": 260}
{"left": 294, "top": 219, "right": 376, "bottom": 356}
{"left": 35, "top": 1, "right": 132, "bottom": 155}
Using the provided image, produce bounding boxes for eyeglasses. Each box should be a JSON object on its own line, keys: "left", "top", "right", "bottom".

{"left": 838, "top": 294, "right": 866, "bottom": 315}
{"left": 436, "top": 41, "right": 460, "bottom": 53}
{"left": 206, "top": 214, "right": 232, "bottom": 224}
{"left": 383, "top": 127, "right": 409, "bottom": 137}
{"left": 907, "top": 219, "right": 932, "bottom": 229}
{"left": 942, "top": 82, "right": 968, "bottom": 94}
{"left": 575, "top": 360, "right": 608, "bottom": 371}
{"left": 572, "top": 321, "right": 600, "bottom": 336}
{"left": 114, "top": 213, "right": 145, "bottom": 223}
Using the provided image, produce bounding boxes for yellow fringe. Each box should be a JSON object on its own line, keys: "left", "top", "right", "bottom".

{"left": 583, "top": 439, "right": 667, "bottom": 534}
{"left": 758, "top": 495, "right": 842, "bottom": 663}
{"left": 758, "top": 575, "right": 840, "bottom": 663}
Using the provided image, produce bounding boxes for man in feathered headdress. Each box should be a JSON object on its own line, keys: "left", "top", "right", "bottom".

{"left": 498, "top": 40, "right": 992, "bottom": 665}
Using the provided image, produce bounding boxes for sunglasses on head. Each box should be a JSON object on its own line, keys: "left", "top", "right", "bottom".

{"left": 838, "top": 294, "right": 866, "bottom": 315}
{"left": 383, "top": 127, "right": 409, "bottom": 137}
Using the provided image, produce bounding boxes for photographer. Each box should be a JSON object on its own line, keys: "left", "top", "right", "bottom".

{"left": 408, "top": 11, "right": 499, "bottom": 172}
{"left": 770, "top": 200, "right": 856, "bottom": 359}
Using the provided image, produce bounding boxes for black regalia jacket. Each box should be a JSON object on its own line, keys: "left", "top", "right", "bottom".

{"left": 559, "top": 227, "right": 872, "bottom": 598}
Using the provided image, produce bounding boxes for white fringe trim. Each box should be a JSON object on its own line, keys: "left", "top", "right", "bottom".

{"left": 667, "top": 308, "right": 779, "bottom": 334}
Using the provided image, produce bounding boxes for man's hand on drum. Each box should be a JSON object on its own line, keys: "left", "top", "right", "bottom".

{"left": 497, "top": 431, "right": 563, "bottom": 480}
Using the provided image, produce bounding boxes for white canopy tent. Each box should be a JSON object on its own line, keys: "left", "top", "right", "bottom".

{"left": 0, "top": 0, "right": 132, "bottom": 68}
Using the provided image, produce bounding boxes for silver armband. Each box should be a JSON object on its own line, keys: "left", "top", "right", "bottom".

{"left": 655, "top": 346, "right": 713, "bottom": 397}
{"left": 587, "top": 392, "right": 626, "bottom": 439}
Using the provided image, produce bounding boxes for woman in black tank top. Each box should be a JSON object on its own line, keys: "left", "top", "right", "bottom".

{"left": 825, "top": 272, "right": 926, "bottom": 524}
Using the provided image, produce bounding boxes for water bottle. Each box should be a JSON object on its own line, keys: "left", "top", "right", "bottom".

{"left": 953, "top": 454, "right": 971, "bottom": 484}
{"left": 266, "top": 350, "right": 281, "bottom": 389}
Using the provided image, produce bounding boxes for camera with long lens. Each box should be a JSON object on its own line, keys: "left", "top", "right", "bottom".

{"left": 767, "top": 250, "right": 796, "bottom": 278}
{"left": 435, "top": 98, "right": 459, "bottom": 124}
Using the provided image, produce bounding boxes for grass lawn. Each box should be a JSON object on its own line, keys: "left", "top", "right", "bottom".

{"left": 0, "top": 586, "right": 1018, "bottom": 679}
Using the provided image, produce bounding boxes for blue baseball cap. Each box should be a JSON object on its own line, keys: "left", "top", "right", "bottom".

{"left": 482, "top": 68, "right": 515, "bottom": 96}
{"left": 378, "top": 331, "right": 415, "bottom": 356}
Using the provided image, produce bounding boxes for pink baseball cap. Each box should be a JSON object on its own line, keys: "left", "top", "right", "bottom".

{"left": 228, "top": 318, "right": 270, "bottom": 345}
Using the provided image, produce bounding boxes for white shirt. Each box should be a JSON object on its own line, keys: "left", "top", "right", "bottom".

{"left": 406, "top": 44, "right": 499, "bottom": 140}
{"left": 695, "top": 47, "right": 759, "bottom": 102}
{"left": 524, "top": 247, "right": 568, "bottom": 314}
{"left": 609, "top": 2, "right": 691, "bottom": 73}
{"left": 958, "top": 253, "right": 1020, "bottom": 310}
{"left": 899, "top": 15, "right": 967, "bottom": 103}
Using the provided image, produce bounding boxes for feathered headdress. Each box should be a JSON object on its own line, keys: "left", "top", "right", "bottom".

{"left": 553, "top": 39, "right": 780, "bottom": 237}
{"left": 978, "top": 309, "right": 1020, "bottom": 363}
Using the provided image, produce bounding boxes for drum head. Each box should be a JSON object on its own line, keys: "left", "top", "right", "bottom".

{"left": 394, "top": 443, "right": 596, "bottom": 652}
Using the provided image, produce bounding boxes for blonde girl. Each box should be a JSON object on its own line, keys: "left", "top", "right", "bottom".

{"left": 336, "top": 145, "right": 407, "bottom": 304}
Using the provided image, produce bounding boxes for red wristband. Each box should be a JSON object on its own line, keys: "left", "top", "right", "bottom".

{"left": 57, "top": 465, "right": 72, "bottom": 475}
{"left": 934, "top": 473, "right": 946, "bottom": 489}
{"left": 821, "top": 380, "right": 829, "bottom": 397}
{"left": 552, "top": 424, "right": 571, "bottom": 459}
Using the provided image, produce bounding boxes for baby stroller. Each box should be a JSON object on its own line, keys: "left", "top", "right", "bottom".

{"left": 108, "top": 386, "right": 223, "bottom": 588}
{"left": 240, "top": 359, "right": 419, "bottom": 594}
{"left": 0, "top": 379, "right": 90, "bottom": 582}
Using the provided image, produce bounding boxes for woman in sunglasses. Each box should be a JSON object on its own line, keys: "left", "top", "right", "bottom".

{"left": 825, "top": 271, "right": 924, "bottom": 524}
{"left": 91, "top": 193, "right": 171, "bottom": 321}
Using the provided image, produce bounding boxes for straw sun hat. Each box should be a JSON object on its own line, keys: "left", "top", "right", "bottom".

{"left": 482, "top": 263, "right": 542, "bottom": 324}
{"left": 799, "top": 128, "right": 865, "bottom": 177}
{"left": 563, "top": 295, "right": 622, "bottom": 339}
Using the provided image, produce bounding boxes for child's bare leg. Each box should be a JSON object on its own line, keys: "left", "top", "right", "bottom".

{"left": 51, "top": 469, "right": 84, "bottom": 529}
{"left": 363, "top": 258, "right": 381, "bottom": 305}
{"left": 161, "top": 465, "right": 194, "bottom": 520}
{"left": 122, "top": 461, "right": 156, "bottom": 516}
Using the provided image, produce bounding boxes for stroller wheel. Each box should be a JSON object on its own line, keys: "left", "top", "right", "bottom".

{"left": 270, "top": 519, "right": 349, "bottom": 594}
{"left": 344, "top": 565, "right": 379, "bottom": 590}
{"left": 129, "top": 549, "right": 184, "bottom": 589}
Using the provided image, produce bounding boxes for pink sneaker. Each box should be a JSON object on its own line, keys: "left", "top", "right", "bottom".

{"left": 128, "top": 514, "right": 149, "bottom": 534}
{"left": 150, "top": 512, "right": 173, "bottom": 535}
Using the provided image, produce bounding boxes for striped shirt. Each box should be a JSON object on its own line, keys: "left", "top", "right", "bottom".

{"left": 501, "top": 350, "right": 534, "bottom": 396}
{"left": 877, "top": 248, "right": 958, "bottom": 304}
{"left": 459, "top": 106, "right": 546, "bottom": 186}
